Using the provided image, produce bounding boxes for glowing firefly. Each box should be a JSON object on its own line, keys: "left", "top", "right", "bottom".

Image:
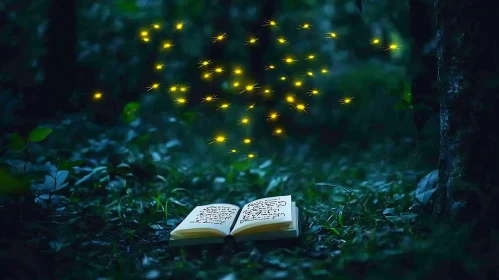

{"left": 198, "top": 60, "right": 211, "bottom": 68}
{"left": 209, "top": 135, "right": 227, "bottom": 144}
{"left": 339, "top": 97, "right": 354, "bottom": 104}
{"left": 245, "top": 37, "right": 259, "bottom": 45}
{"left": 308, "top": 89, "right": 320, "bottom": 96}
{"left": 147, "top": 83, "right": 160, "bottom": 91}
{"left": 326, "top": 32, "right": 338, "bottom": 39}
{"left": 239, "top": 83, "right": 259, "bottom": 94}
{"left": 239, "top": 117, "right": 250, "bottom": 125}
{"left": 263, "top": 20, "right": 277, "bottom": 27}
{"left": 276, "top": 37, "right": 289, "bottom": 45}
{"left": 172, "top": 21, "right": 185, "bottom": 33}
{"left": 162, "top": 41, "right": 174, "bottom": 49}
{"left": 202, "top": 95, "right": 218, "bottom": 102}
{"left": 267, "top": 112, "right": 279, "bottom": 121}
{"left": 93, "top": 92, "right": 103, "bottom": 101}
{"left": 212, "top": 33, "right": 227, "bottom": 43}
{"left": 298, "top": 23, "right": 311, "bottom": 29}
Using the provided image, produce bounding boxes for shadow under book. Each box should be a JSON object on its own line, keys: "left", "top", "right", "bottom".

{"left": 169, "top": 195, "right": 300, "bottom": 247}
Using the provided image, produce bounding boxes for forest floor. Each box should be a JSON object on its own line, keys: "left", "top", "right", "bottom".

{"left": 0, "top": 114, "right": 484, "bottom": 280}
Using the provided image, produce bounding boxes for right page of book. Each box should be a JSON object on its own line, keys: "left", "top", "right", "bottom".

{"left": 230, "top": 195, "right": 292, "bottom": 236}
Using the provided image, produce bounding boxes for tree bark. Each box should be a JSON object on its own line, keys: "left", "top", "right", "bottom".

{"left": 433, "top": 0, "right": 499, "bottom": 234}
{"left": 23, "top": 0, "right": 77, "bottom": 120}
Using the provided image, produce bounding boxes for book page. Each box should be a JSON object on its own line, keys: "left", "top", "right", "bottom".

{"left": 230, "top": 195, "right": 292, "bottom": 236}
{"left": 170, "top": 204, "right": 240, "bottom": 238}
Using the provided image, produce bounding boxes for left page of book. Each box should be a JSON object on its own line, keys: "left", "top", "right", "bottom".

{"left": 170, "top": 204, "right": 240, "bottom": 239}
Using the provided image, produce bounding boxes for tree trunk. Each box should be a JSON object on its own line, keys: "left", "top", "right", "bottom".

{"left": 433, "top": 0, "right": 499, "bottom": 233}
{"left": 23, "top": 0, "right": 77, "bottom": 120}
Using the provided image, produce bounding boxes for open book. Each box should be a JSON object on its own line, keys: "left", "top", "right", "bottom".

{"left": 169, "top": 195, "right": 300, "bottom": 247}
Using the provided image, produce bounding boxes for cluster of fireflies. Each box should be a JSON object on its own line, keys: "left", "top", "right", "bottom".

{"left": 113, "top": 19, "right": 402, "bottom": 158}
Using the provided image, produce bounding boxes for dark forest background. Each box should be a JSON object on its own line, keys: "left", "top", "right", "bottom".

{"left": 4, "top": 0, "right": 496, "bottom": 279}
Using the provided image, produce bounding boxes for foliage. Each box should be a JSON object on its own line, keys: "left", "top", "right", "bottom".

{"left": 0, "top": 0, "right": 463, "bottom": 279}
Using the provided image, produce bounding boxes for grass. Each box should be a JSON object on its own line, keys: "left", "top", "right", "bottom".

{"left": 0, "top": 113, "right": 483, "bottom": 280}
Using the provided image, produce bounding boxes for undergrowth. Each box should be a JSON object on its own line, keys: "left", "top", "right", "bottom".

{"left": 0, "top": 114, "right": 480, "bottom": 280}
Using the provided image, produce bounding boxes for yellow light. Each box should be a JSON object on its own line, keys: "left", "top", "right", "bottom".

{"left": 210, "top": 135, "right": 227, "bottom": 144}
{"left": 203, "top": 72, "right": 211, "bottom": 79}
{"left": 340, "top": 97, "right": 354, "bottom": 104}
{"left": 267, "top": 112, "right": 279, "bottom": 121}
{"left": 296, "top": 104, "right": 306, "bottom": 111}
{"left": 147, "top": 83, "right": 160, "bottom": 91}
{"left": 286, "top": 95, "right": 295, "bottom": 103}
{"left": 326, "top": 32, "right": 337, "bottom": 38}
{"left": 93, "top": 92, "right": 103, "bottom": 100}
{"left": 309, "top": 89, "right": 320, "bottom": 96}
{"left": 213, "top": 33, "right": 227, "bottom": 43}
{"left": 245, "top": 37, "right": 259, "bottom": 45}
{"left": 202, "top": 95, "right": 218, "bottom": 102}
{"left": 163, "top": 42, "right": 174, "bottom": 49}
{"left": 263, "top": 20, "right": 277, "bottom": 27}
{"left": 172, "top": 21, "right": 185, "bottom": 33}
{"left": 198, "top": 60, "right": 211, "bottom": 68}
{"left": 175, "top": 98, "right": 187, "bottom": 104}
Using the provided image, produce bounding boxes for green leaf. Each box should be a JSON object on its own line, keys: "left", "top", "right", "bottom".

{"left": 9, "top": 133, "right": 27, "bottom": 151}
{"left": 329, "top": 227, "right": 341, "bottom": 236}
{"left": 58, "top": 160, "right": 85, "bottom": 171}
{"left": 116, "top": 0, "right": 141, "bottom": 13}
{"left": 122, "top": 102, "right": 141, "bottom": 123}
{"left": 29, "top": 127, "right": 52, "bottom": 142}
{"left": 231, "top": 160, "right": 252, "bottom": 172}
{"left": 337, "top": 209, "right": 344, "bottom": 227}
{"left": 0, "top": 167, "right": 30, "bottom": 196}
{"left": 178, "top": 111, "right": 197, "bottom": 126}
